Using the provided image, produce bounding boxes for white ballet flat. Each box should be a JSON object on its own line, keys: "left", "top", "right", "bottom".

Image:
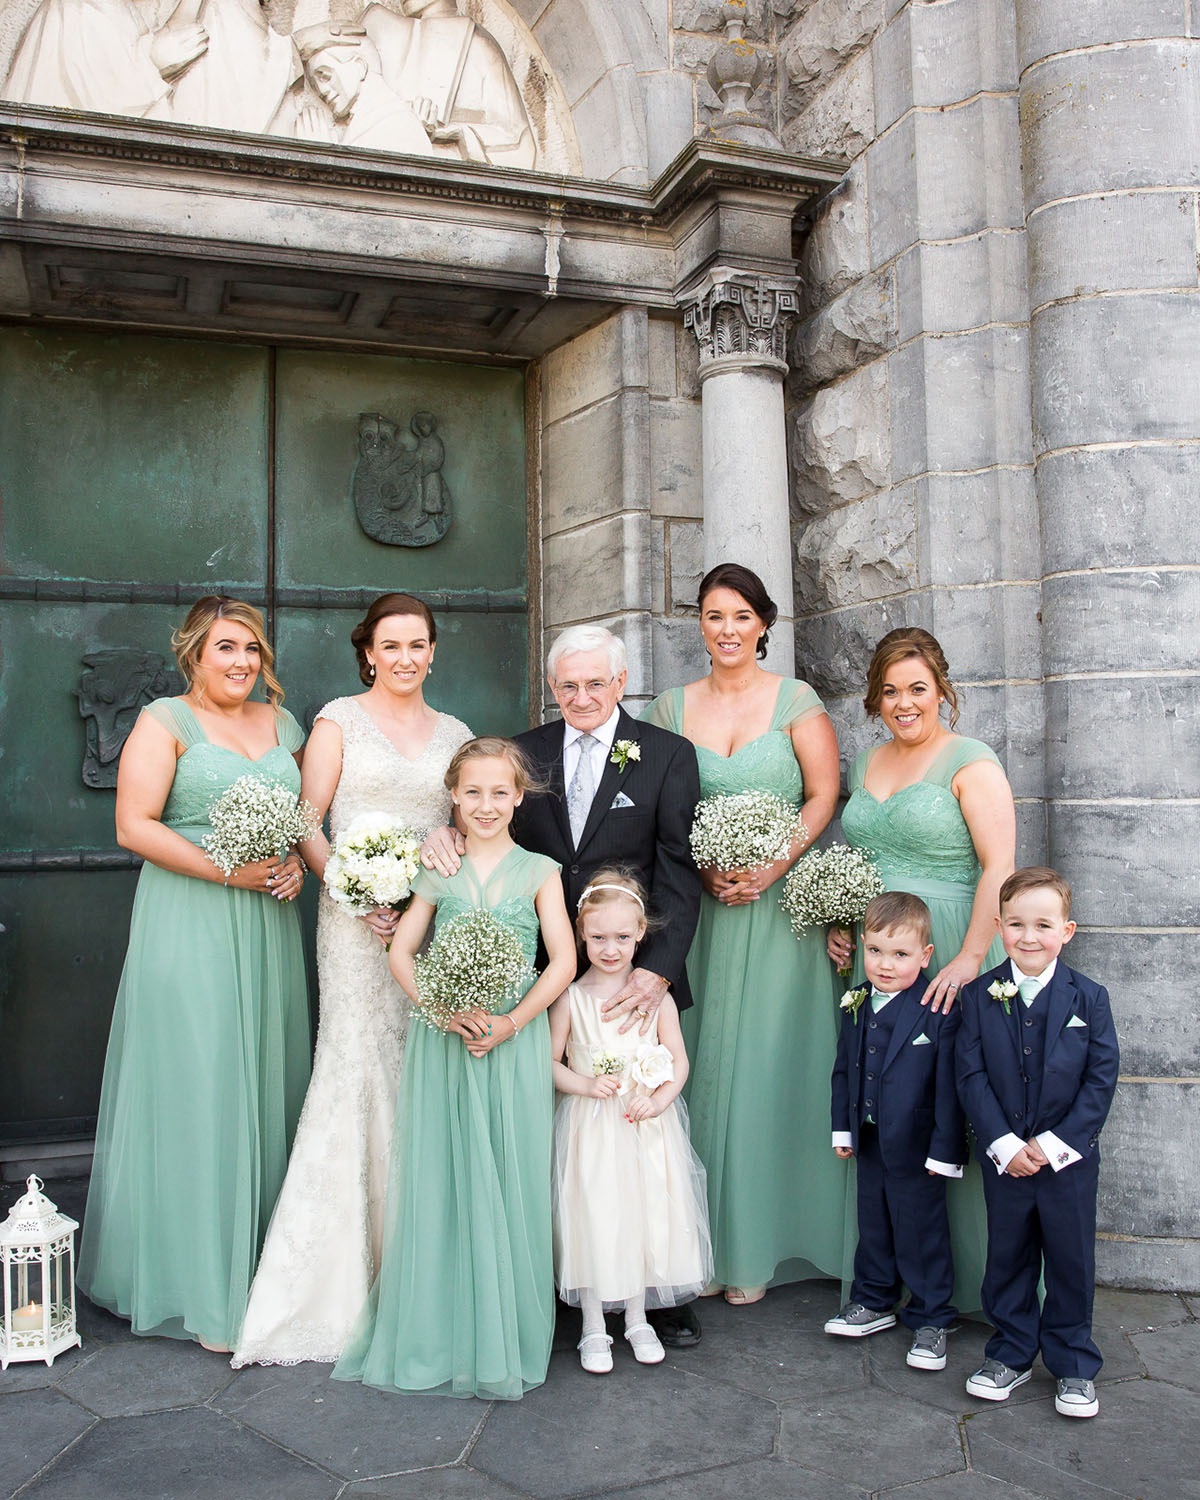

{"left": 623, "top": 1323, "right": 665, "bottom": 1364}
{"left": 578, "top": 1332, "right": 614, "bottom": 1374}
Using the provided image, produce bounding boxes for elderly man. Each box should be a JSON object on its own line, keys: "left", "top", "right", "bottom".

{"left": 424, "top": 624, "right": 703, "bottom": 1344}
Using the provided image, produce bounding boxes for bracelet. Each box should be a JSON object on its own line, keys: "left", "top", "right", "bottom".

{"left": 506, "top": 1013, "right": 520, "bottom": 1039}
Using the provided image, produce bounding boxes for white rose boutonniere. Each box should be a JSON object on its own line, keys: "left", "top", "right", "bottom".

{"left": 988, "top": 979, "right": 1018, "bottom": 1016}
{"left": 611, "top": 739, "right": 640, "bottom": 772}
{"left": 839, "top": 984, "right": 870, "bottom": 1025}
{"left": 630, "top": 1042, "right": 675, "bottom": 1091}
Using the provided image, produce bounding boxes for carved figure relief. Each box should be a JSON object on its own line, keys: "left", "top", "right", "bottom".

{"left": 76, "top": 649, "right": 181, "bottom": 788}
{"left": 352, "top": 409, "right": 452, "bottom": 547}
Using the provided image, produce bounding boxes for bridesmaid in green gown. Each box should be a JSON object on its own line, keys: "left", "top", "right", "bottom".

{"left": 78, "top": 598, "right": 311, "bottom": 1351}
{"left": 642, "top": 564, "right": 846, "bottom": 1303}
{"left": 829, "top": 626, "right": 1016, "bottom": 1310}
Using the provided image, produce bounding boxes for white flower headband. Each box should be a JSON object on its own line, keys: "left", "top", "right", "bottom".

{"left": 577, "top": 883, "right": 645, "bottom": 911}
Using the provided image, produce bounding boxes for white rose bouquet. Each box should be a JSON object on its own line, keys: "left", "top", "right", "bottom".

{"left": 780, "top": 842, "right": 885, "bottom": 976}
{"left": 323, "top": 812, "right": 421, "bottom": 916}
{"left": 411, "top": 909, "right": 536, "bottom": 1033}
{"left": 689, "top": 791, "right": 807, "bottom": 872}
{"left": 203, "top": 774, "right": 320, "bottom": 881}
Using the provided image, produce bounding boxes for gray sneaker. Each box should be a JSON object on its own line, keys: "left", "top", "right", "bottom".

{"left": 824, "top": 1301, "right": 897, "bottom": 1337}
{"left": 1055, "top": 1377, "right": 1099, "bottom": 1418}
{"left": 906, "top": 1325, "right": 948, "bottom": 1370}
{"left": 966, "top": 1357, "right": 1032, "bottom": 1400}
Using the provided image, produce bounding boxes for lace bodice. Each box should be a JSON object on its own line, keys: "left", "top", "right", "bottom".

{"left": 317, "top": 697, "right": 471, "bottom": 843}
{"left": 143, "top": 698, "right": 303, "bottom": 842}
{"left": 841, "top": 736, "right": 1002, "bottom": 890}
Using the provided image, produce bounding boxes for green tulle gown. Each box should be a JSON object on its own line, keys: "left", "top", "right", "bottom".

{"left": 840, "top": 734, "right": 1007, "bottom": 1314}
{"left": 642, "top": 681, "right": 852, "bottom": 1290}
{"left": 78, "top": 698, "right": 311, "bottom": 1347}
{"left": 333, "top": 846, "right": 557, "bottom": 1400}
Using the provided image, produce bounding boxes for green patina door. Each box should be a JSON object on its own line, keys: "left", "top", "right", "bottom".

{"left": 0, "top": 325, "right": 530, "bottom": 1146}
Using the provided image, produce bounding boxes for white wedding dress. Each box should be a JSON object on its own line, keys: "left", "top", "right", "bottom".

{"left": 232, "top": 696, "right": 471, "bottom": 1367}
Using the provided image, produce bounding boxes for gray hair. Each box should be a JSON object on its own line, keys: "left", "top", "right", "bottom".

{"left": 546, "top": 625, "right": 627, "bottom": 681}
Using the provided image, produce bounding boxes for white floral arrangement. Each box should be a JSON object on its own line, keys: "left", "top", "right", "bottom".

{"left": 411, "top": 908, "right": 535, "bottom": 1033}
{"left": 630, "top": 1042, "right": 674, "bottom": 1090}
{"left": 323, "top": 812, "right": 421, "bottom": 916}
{"left": 779, "top": 843, "right": 885, "bottom": 975}
{"left": 203, "top": 774, "right": 320, "bottom": 881}
{"left": 592, "top": 1051, "right": 626, "bottom": 1080}
{"left": 839, "top": 984, "right": 870, "bottom": 1025}
{"left": 988, "top": 978, "right": 1018, "bottom": 1015}
{"left": 689, "top": 791, "right": 807, "bottom": 872}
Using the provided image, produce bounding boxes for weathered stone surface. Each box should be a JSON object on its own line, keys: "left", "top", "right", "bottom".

{"left": 797, "top": 162, "right": 869, "bottom": 315}
{"left": 924, "top": 581, "right": 1042, "bottom": 687}
{"left": 895, "top": 231, "right": 1028, "bottom": 342}
{"left": 1045, "top": 677, "right": 1200, "bottom": 798}
{"left": 674, "top": 0, "right": 771, "bottom": 40}
{"left": 1018, "top": 2, "right": 1192, "bottom": 80}
{"left": 781, "top": 46, "right": 873, "bottom": 160}
{"left": 889, "top": 326, "right": 1033, "bottom": 482}
{"left": 599, "top": 1458, "right": 869, "bottom": 1500}
{"left": 942, "top": 681, "right": 1044, "bottom": 800}
{"left": 1068, "top": 930, "right": 1200, "bottom": 1076}
{"left": 530, "top": 0, "right": 618, "bottom": 106}
{"left": 789, "top": 360, "right": 890, "bottom": 515}
{"left": 778, "top": 1384, "right": 965, "bottom": 1490}
{"left": 57, "top": 1340, "right": 229, "bottom": 1419}
{"left": 640, "top": 69, "right": 702, "bottom": 179}
{"left": 1032, "top": 293, "right": 1200, "bottom": 454}
{"left": 866, "top": 1316, "right": 1040, "bottom": 1417}
{"left": 1027, "top": 191, "right": 1197, "bottom": 312}
{"left": 915, "top": 467, "right": 1040, "bottom": 589}
{"left": 791, "top": 271, "right": 896, "bottom": 391}
{"left": 1101, "top": 1082, "right": 1200, "bottom": 1239}
{"left": 1047, "top": 801, "right": 1200, "bottom": 928}
{"left": 652, "top": 614, "right": 707, "bottom": 689}
{"left": 795, "top": 600, "right": 907, "bottom": 702}
{"left": 544, "top": 391, "right": 648, "bottom": 534}
{"left": 649, "top": 398, "right": 703, "bottom": 519}
{"left": 341, "top": 1470, "right": 525, "bottom": 1499}
{"left": 574, "top": 64, "right": 650, "bottom": 182}
{"left": 781, "top": 0, "right": 884, "bottom": 120}
{"left": 668, "top": 519, "right": 704, "bottom": 612}
{"left": 1096, "top": 1235, "right": 1200, "bottom": 1294}
{"left": 1020, "top": 42, "right": 1200, "bottom": 214}
{"left": 544, "top": 513, "right": 654, "bottom": 625}
{"left": 1036, "top": 445, "right": 1200, "bottom": 573}
{"left": 868, "top": 97, "right": 1023, "bottom": 269}
{"left": 543, "top": 308, "right": 648, "bottom": 427}
{"left": 0, "top": 1390, "right": 95, "bottom": 1494}
{"left": 1041, "top": 569, "right": 1199, "bottom": 677}
{"left": 1131, "top": 1318, "right": 1200, "bottom": 1392}
{"left": 875, "top": 0, "right": 1018, "bottom": 135}
{"left": 647, "top": 314, "right": 678, "bottom": 400}
{"left": 793, "top": 486, "right": 916, "bottom": 610}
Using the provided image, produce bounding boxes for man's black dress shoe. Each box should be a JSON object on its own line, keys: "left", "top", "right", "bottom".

{"left": 649, "top": 1302, "right": 702, "bottom": 1348}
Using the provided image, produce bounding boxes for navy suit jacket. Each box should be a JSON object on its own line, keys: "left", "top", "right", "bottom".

{"left": 956, "top": 959, "right": 1120, "bottom": 1166}
{"left": 830, "top": 977, "right": 966, "bottom": 1173}
{"left": 511, "top": 706, "right": 702, "bottom": 1007}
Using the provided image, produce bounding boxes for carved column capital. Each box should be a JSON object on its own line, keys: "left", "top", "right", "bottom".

{"left": 679, "top": 271, "right": 800, "bottom": 377}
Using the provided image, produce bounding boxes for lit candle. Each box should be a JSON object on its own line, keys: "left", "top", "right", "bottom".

{"left": 11, "top": 1301, "right": 43, "bottom": 1331}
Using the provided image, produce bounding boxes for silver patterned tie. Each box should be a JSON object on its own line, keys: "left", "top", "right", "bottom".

{"left": 567, "top": 732, "right": 597, "bottom": 846}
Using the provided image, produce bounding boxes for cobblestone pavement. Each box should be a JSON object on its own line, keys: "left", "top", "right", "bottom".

{"left": 2, "top": 1179, "right": 1195, "bottom": 1499}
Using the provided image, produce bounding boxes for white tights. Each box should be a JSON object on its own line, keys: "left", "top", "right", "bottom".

{"left": 580, "top": 1289, "right": 648, "bottom": 1337}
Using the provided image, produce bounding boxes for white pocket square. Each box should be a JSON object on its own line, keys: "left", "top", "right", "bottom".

{"left": 1066, "top": 1014, "right": 1088, "bottom": 1028}
{"left": 610, "top": 791, "right": 635, "bottom": 810}
{"left": 911, "top": 1033, "right": 932, "bottom": 1046}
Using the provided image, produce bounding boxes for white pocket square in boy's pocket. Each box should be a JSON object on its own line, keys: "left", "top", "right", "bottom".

{"left": 1066, "top": 1014, "right": 1088, "bottom": 1028}
{"left": 911, "top": 1033, "right": 932, "bottom": 1046}
{"left": 610, "top": 791, "right": 635, "bottom": 810}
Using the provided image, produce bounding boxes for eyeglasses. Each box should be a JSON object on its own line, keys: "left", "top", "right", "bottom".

{"left": 552, "top": 678, "right": 614, "bottom": 700}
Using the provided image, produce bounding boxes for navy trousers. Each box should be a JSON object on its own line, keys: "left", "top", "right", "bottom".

{"left": 850, "top": 1126, "right": 957, "bottom": 1330}
{"left": 979, "top": 1150, "right": 1102, "bottom": 1378}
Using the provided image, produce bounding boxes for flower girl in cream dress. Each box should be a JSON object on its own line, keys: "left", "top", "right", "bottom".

{"left": 549, "top": 871, "right": 713, "bottom": 1374}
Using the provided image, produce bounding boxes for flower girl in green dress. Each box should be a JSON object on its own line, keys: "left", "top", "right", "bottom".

{"left": 333, "top": 737, "right": 576, "bottom": 1399}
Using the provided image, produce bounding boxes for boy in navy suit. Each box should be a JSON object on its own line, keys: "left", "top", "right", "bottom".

{"left": 957, "top": 867, "right": 1119, "bottom": 1418}
{"left": 825, "top": 892, "right": 966, "bottom": 1372}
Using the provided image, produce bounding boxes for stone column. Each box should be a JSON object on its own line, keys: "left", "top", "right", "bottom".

{"left": 681, "top": 270, "right": 800, "bottom": 671}
{"left": 1018, "top": 5, "right": 1200, "bottom": 1289}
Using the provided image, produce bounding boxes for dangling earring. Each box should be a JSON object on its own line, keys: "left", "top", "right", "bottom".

{"left": 427, "top": 662, "right": 433, "bottom": 676}
{"left": 369, "top": 663, "right": 376, "bottom": 678}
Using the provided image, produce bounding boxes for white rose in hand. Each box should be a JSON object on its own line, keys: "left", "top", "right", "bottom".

{"left": 630, "top": 1043, "right": 674, "bottom": 1091}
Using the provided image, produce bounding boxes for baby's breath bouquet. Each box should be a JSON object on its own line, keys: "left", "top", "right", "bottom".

{"left": 689, "top": 791, "right": 807, "bottom": 872}
{"left": 323, "top": 812, "right": 421, "bottom": 916}
{"left": 203, "top": 774, "right": 320, "bottom": 880}
{"left": 780, "top": 842, "right": 885, "bottom": 976}
{"left": 411, "top": 909, "right": 536, "bottom": 1033}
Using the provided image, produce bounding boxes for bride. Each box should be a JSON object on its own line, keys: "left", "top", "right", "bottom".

{"left": 232, "top": 592, "right": 471, "bottom": 1367}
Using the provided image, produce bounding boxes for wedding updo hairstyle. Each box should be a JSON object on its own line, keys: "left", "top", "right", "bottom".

{"left": 697, "top": 563, "right": 778, "bottom": 661}
{"left": 351, "top": 592, "right": 437, "bottom": 687}
{"left": 444, "top": 735, "right": 540, "bottom": 797}
{"left": 575, "top": 867, "right": 661, "bottom": 938}
{"left": 172, "top": 595, "right": 283, "bottom": 708}
{"left": 863, "top": 627, "right": 959, "bottom": 729}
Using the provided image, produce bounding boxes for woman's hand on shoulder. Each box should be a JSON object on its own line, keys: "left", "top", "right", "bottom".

{"left": 922, "top": 953, "right": 978, "bottom": 1013}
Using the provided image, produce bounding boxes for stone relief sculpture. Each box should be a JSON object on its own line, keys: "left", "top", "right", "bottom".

{"left": 76, "top": 649, "right": 181, "bottom": 788}
{"left": 352, "top": 409, "right": 452, "bottom": 547}
{"left": 4, "top": 0, "right": 539, "bottom": 169}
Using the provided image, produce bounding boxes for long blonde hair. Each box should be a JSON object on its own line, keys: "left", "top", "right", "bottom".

{"left": 171, "top": 596, "right": 284, "bottom": 709}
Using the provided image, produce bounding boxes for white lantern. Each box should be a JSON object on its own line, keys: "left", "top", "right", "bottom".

{"left": 0, "top": 1176, "right": 82, "bottom": 1368}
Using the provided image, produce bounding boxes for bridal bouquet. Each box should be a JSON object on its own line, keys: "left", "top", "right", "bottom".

{"left": 689, "top": 791, "right": 807, "bottom": 872}
{"left": 780, "top": 842, "right": 884, "bottom": 976}
{"left": 323, "top": 813, "right": 421, "bottom": 916}
{"left": 411, "top": 909, "right": 536, "bottom": 1033}
{"left": 203, "top": 774, "right": 320, "bottom": 880}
